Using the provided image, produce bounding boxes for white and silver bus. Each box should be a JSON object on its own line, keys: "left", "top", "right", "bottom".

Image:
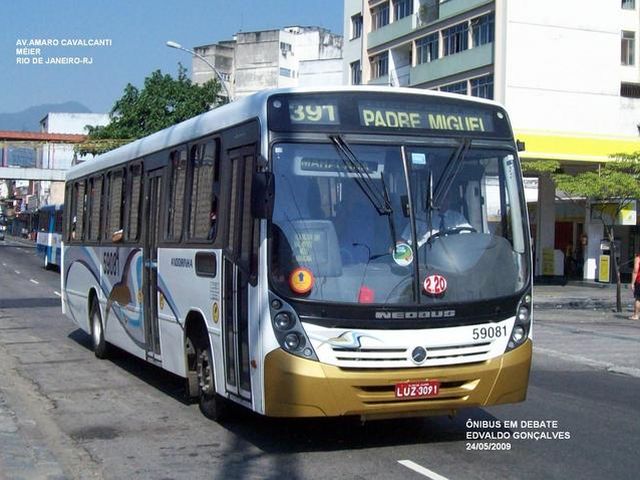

{"left": 62, "top": 87, "right": 532, "bottom": 421}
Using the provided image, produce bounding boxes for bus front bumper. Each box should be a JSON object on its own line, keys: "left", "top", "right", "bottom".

{"left": 263, "top": 339, "right": 532, "bottom": 418}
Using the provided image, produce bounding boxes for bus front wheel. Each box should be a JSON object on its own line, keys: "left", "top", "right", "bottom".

{"left": 190, "top": 331, "right": 226, "bottom": 421}
{"left": 90, "top": 298, "right": 109, "bottom": 359}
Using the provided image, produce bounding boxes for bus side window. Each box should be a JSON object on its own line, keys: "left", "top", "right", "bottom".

{"left": 167, "top": 149, "right": 187, "bottom": 242}
{"left": 64, "top": 184, "right": 72, "bottom": 241}
{"left": 88, "top": 175, "right": 103, "bottom": 241}
{"left": 127, "top": 164, "right": 142, "bottom": 242}
{"left": 188, "top": 140, "right": 219, "bottom": 241}
{"left": 106, "top": 169, "right": 124, "bottom": 242}
{"left": 74, "top": 180, "right": 86, "bottom": 241}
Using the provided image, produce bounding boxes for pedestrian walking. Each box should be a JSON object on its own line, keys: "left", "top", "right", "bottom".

{"left": 630, "top": 251, "right": 640, "bottom": 320}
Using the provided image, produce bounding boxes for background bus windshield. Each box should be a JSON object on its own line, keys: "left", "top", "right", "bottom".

{"left": 269, "top": 141, "right": 528, "bottom": 305}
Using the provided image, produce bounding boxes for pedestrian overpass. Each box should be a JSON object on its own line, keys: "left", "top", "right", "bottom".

{"left": 0, "top": 167, "right": 66, "bottom": 181}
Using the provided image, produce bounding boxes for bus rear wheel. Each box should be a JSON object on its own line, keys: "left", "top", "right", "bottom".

{"left": 90, "top": 299, "right": 109, "bottom": 359}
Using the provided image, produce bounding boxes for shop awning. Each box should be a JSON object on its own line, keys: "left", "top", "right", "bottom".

{"left": 515, "top": 131, "right": 640, "bottom": 163}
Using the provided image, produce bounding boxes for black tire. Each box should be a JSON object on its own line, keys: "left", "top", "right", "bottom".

{"left": 90, "top": 299, "right": 109, "bottom": 359}
{"left": 194, "top": 333, "right": 226, "bottom": 421}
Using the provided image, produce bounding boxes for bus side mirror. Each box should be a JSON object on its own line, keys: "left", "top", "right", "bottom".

{"left": 252, "top": 172, "right": 275, "bottom": 219}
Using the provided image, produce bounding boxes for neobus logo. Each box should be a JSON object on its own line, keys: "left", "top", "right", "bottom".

{"left": 375, "top": 310, "right": 456, "bottom": 319}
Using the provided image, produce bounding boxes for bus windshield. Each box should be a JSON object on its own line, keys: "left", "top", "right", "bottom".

{"left": 269, "top": 141, "right": 529, "bottom": 305}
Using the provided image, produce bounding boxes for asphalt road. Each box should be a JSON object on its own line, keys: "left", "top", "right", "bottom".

{"left": 0, "top": 238, "right": 638, "bottom": 480}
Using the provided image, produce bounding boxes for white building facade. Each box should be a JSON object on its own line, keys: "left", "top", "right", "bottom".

{"left": 344, "top": 0, "right": 640, "bottom": 281}
{"left": 192, "top": 26, "right": 343, "bottom": 99}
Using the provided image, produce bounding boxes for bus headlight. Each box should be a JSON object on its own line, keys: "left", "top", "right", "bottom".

{"left": 284, "top": 333, "right": 304, "bottom": 351}
{"left": 274, "top": 312, "right": 295, "bottom": 331}
{"left": 506, "top": 292, "right": 532, "bottom": 352}
{"left": 269, "top": 294, "right": 318, "bottom": 361}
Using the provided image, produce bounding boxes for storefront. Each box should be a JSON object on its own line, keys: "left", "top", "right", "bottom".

{"left": 517, "top": 131, "right": 640, "bottom": 282}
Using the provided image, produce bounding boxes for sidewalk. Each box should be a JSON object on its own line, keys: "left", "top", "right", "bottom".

{"left": 2, "top": 234, "right": 36, "bottom": 248}
{"left": 533, "top": 280, "right": 623, "bottom": 312}
{"left": 532, "top": 281, "right": 640, "bottom": 379}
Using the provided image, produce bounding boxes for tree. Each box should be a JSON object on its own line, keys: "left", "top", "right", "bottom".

{"left": 76, "top": 64, "right": 224, "bottom": 155}
{"left": 548, "top": 153, "right": 640, "bottom": 312}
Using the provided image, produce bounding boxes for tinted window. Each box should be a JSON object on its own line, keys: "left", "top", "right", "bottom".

{"left": 188, "top": 141, "right": 219, "bottom": 241}
{"left": 167, "top": 149, "right": 187, "bottom": 241}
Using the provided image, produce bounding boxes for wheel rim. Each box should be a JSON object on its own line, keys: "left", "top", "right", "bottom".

{"left": 197, "top": 348, "right": 214, "bottom": 395}
{"left": 92, "top": 309, "right": 102, "bottom": 347}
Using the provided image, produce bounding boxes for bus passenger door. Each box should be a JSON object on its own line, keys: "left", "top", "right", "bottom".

{"left": 143, "top": 168, "right": 163, "bottom": 361}
{"left": 222, "top": 145, "right": 256, "bottom": 401}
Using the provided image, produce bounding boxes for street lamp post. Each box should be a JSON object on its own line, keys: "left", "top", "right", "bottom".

{"left": 166, "top": 40, "right": 233, "bottom": 102}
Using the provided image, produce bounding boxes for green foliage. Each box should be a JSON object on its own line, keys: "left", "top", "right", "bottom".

{"left": 552, "top": 152, "right": 640, "bottom": 203}
{"left": 76, "top": 64, "right": 223, "bottom": 156}
{"left": 520, "top": 159, "right": 560, "bottom": 175}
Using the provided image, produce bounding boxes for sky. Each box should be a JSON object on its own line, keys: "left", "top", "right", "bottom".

{"left": 0, "top": 0, "right": 344, "bottom": 114}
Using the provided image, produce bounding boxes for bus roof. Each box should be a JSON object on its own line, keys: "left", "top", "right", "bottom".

{"left": 65, "top": 86, "right": 505, "bottom": 181}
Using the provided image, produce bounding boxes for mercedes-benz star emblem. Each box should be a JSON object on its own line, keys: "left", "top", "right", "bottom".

{"left": 411, "top": 346, "right": 427, "bottom": 364}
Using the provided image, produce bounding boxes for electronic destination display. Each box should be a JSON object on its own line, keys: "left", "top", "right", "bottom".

{"left": 268, "top": 92, "right": 511, "bottom": 138}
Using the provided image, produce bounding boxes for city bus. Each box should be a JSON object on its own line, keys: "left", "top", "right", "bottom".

{"left": 36, "top": 204, "right": 63, "bottom": 269}
{"left": 61, "top": 87, "right": 532, "bottom": 421}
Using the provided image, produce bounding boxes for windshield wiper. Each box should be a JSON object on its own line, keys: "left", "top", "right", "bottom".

{"left": 329, "top": 135, "right": 392, "bottom": 215}
{"left": 433, "top": 138, "right": 471, "bottom": 207}
{"left": 329, "top": 134, "right": 399, "bottom": 248}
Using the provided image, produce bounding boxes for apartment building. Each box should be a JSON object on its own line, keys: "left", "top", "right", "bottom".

{"left": 192, "top": 26, "right": 343, "bottom": 99}
{"left": 344, "top": 0, "right": 640, "bottom": 281}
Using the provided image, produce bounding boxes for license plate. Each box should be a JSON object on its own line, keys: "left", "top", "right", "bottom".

{"left": 394, "top": 380, "right": 440, "bottom": 399}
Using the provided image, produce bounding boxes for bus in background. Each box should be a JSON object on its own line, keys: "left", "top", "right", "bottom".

{"left": 62, "top": 87, "right": 532, "bottom": 422}
{"left": 36, "top": 204, "right": 63, "bottom": 270}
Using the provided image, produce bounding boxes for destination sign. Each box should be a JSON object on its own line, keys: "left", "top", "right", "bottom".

{"left": 289, "top": 101, "right": 340, "bottom": 125}
{"left": 268, "top": 92, "right": 509, "bottom": 138}
{"left": 358, "top": 101, "right": 494, "bottom": 133}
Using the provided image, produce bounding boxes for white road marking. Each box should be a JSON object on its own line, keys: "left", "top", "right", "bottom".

{"left": 29, "top": 279, "right": 39, "bottom": 285}
{"left": 14, "top": 270, "right": 20, "bottom": 275}
{"left": 535, "top": 347, "right": 640, "bottom": 378}
{"left": 398, "top": 460, "right": 450, "bottom": 480}
{"left": 53, "top": 291, "right": 61, "bottom": 297}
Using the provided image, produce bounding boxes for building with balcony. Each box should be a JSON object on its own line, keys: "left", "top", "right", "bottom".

{"left": 344, "top": 0, "right": 640, "bottom": 282}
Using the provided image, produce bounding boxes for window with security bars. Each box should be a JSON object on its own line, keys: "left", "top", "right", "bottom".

{"left": 188, "top": 141, "right": 219, "bottom": 241}
{"left": 167, "top": 149, "right": 187, "bottom": 241}
{"left": 443, "top": 22, "right": 468, "bottom": 56}
{"left": 621, "top": 82, "right": 640, "bottom": 97}
{"left": 622, "top": 0, "right": 635, "bottom": 10}
{"left": 472, "top": 13, "right": 494, "bottom": 47}
{"left": 371, "top": 3, "right": 390, "bottom": 30}
{"left": 416, "top": 33, "right": 439, "bottom": 64}
{"left": 371, "top": 52, "right": 389, "bottom": 78}
{"left": 622, "top": 31, "right": 635, "bottom": 65}
{"left": 441, "top": 80, "right": 468, "bottom": 95}
{"left": 394, "top": 0, "right": 413, "bottom": 20}
{"left": 471, "top": 74, "right": 494, "bottom": 99}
